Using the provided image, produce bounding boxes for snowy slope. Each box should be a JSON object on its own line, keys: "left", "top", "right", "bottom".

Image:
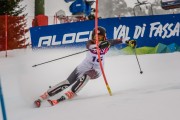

{"left": 1, "top": 0, "right": 179, "bottom": 120}
{"left": 0, "top": 48, "right": 180, "bottom": 120}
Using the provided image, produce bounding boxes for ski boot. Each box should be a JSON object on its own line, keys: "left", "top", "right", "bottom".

{"left": 47, "top": 99, "right": 59, "bottom": 106}
{"left": 47, "top": 95, "right": 67, "bottom": 106}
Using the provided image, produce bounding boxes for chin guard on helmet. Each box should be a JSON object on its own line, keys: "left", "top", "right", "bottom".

{"left": 93, "top": 35, "right": 106, "bottom": 42}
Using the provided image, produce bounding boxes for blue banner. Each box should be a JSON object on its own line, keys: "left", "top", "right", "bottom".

{"left": 30, "top": 14, "right": 180, "bottom": 49}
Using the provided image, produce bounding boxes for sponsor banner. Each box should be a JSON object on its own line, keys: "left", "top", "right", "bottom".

{"left": 30, "top": 14, "right": 180, "bottom": 49}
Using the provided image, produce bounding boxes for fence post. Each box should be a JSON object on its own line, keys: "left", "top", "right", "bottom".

{"left": 5, "top": 14, "right": 7, "bottom": 57}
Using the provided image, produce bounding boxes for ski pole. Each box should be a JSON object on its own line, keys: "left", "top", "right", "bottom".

{"left": 32, "top": 39, "right": 121, "bottom": 68}
{"left": 32, "top": 49, "right": 89, "bottom": 67}
{"left": 134, "top": 47, "right": 143, "bottom": 74}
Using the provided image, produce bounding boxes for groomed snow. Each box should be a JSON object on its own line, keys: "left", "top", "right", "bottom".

{"left": 0, "top": 48, "right": 180, "bottom": 120}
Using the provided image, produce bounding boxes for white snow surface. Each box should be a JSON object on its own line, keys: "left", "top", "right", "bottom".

{"left": 0, "top": 48, "right": 180, "bottom": 120}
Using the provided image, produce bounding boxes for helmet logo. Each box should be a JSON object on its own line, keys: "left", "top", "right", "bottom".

{"left": 98, "top": 30, "right": 100, "bottom": 33}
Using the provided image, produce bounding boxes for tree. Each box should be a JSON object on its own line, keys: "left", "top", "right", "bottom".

{"left": 112, "top": 0, "right": 133, "bottom": 17}
{"left": 99, "top": 0, "right": 133, "bottom": 18}
{"left": 0, "top": 0, "right": 28, "bottom": 50}
{"left": 99, "top": 0, "right": 114, "bottom": 18}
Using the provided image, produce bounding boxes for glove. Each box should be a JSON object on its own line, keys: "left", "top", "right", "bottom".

{"left": 98, "top": 41, "right": 110, "bottom": 49}
{"left": 126, "top": 40, "right": 137, "bottom": 48}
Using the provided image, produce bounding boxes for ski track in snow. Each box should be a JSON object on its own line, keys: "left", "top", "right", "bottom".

{"left": 0, "top": 48, "right": 180, "bottom": 120}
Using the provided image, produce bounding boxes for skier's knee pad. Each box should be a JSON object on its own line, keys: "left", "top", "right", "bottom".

{"left": 85, "top": 69, "right": 100, "bottom": 79}
{"left": 71, "top": 74, "right": 90, "bottom": 93}
{"left": 47, "top": 80, "right": 70, "bottom": 96}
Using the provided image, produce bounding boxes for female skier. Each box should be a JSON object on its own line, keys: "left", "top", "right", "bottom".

{"left": 34, "top": 26, "right": 136, "bottom": 107}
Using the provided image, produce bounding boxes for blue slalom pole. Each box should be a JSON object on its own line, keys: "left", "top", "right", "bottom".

{"left": 0, "top": 77, "right": 7, "bottom": 120}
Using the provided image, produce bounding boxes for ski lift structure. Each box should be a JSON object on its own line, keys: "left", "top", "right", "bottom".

{"left": 161, "top": 0, "right": 180, "bottom": 10}
{"left": 133, "top": 0, "right": 154, "bottom": 16}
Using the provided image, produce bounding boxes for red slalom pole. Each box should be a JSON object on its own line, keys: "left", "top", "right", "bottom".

{"left": 95, "top": 0, "right": 112, "bottom": 96}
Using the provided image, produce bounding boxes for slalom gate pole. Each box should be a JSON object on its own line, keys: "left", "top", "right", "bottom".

{"left": 32, "top": 49, "right": 88, "bottom": 67}
{"left": 134, "top": 47, "right": 143, "bottom": 74}
{"left": 95, "top": 0, "right": 112, "bottom": 96}
{"left": 0, "top": 77, "right": 7, "bottom": 120}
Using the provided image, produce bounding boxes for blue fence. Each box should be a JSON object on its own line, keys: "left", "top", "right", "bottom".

{"left": 30, "top": 14, "right": 180, "bottom": 49}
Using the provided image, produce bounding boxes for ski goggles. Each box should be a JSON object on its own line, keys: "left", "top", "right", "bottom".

{"left": 93, "top": 35, "right": 105, "bottom": 41}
